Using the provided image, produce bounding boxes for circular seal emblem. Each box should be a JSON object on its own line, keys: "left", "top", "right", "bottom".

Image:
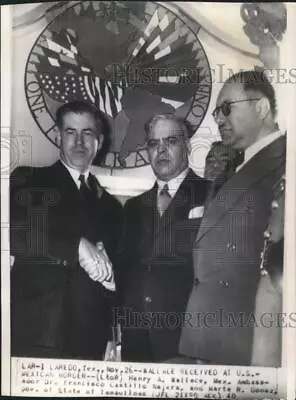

{"left": 25, "top": 1, "right": 212, "bottom": 170}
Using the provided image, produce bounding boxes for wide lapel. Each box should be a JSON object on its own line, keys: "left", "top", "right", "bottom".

{"left": 154, "top": 170, "right": 195, "bottom": 238}
{"left": 196, "top": 136, "right": 286, "bottom": 243}
{"left": 51, "top": 161, "right": 80, "bottom": 204}
{"left": 140, "top": 184, "right": 158, "bottom": 240}
{"left": 88, "top": 173, "right": 104, "bottom": 202}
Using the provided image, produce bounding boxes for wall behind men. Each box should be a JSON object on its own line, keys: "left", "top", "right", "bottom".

{"left": 10, "top": 2, "right": 261, "bottom": 200}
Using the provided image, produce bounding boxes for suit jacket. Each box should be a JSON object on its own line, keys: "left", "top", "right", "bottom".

{"left": 10, "top": 161, "right": 122, "bottom": 360}
{"left": 251, "top": 272, "right": 282, "bottom": 367}
{"left": 118, "top": 169, "right": 211, "bottom": 362}
{"left": 179, "top": 136, "right": 286, "bottom": 365}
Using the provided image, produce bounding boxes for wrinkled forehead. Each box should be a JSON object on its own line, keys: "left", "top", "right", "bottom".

{"left": 216, "top": 82, "right": 247, "bottom": 105}
{"left": 148, "top": 119, "right": 185, "bottom": 140}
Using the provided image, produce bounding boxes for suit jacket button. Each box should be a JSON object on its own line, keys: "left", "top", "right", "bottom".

{"left": 144, "top": 296, "right": 152, "bottom": 303}
{"left": 227, "top": 243, "right": 236, "bottom": 251}
{"left": 194, "top": 278, "right": 199, "bottom": 286}
{"left": 63, "top": 260, "right": 68, "bottom": 267}
{"left": 219, "top": 280, "right": 229, "bottom": 287}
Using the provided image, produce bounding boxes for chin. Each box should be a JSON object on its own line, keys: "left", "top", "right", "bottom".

{"left": 154, "top": 170, "right": 168, "bottom": 180}
{"left": 156, "top": 168, "right": 171, "bottom": 179}
{"left": 72, "top": 161, "right": 88, "bottom": 171}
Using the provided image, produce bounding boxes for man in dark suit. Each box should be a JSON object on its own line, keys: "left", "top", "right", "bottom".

{"left": 116, "top": 114, "right": 211, "bottom": 362}
{"left": 179, "top": 70, "right": 286, "bottom": 365}
{"left": 10, "top": 100, "right": 122, "bottom": 360}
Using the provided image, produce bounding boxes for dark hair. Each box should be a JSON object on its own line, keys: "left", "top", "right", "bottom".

{"left": 225, "top": 70, "right": 277, "bottom": 117}
{"left": 144, "top": 114, "right": 190, "bottom": 139}
{"left": 56, "top": 100, "right": 111, "bottom": 164}
{"left": 56, "top": 100, "right": 107, "bottom": 133}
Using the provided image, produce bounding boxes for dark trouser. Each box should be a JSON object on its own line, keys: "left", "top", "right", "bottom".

{"left": 11, "top": 345, "right": 71, "bottom": 359}
{"left": 121, "top": 328, "right": 154, "bottom": 362}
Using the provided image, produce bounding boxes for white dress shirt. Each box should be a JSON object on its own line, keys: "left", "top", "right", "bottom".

{"left": 237, "top": 130, "right": 284, "bottom": 172}
{"left": 157, "top": 167, "right": 189, "bottom": 198}
{"left": 61, "top": 160, "right": 90, "bottom": 189}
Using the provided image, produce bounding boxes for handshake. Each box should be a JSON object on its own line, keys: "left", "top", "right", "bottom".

{"left": 78, "top": 238, "right": 115, "bottom": 291}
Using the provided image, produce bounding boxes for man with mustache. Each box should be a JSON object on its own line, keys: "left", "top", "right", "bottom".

{"left": 117, "top": 114, "right": 210, "bottom": 362}
{"left": 10, "top": 100, "right": 122, "bottom": 360}
{"left": 179, "top": 70, "right": 286, "bottom": 365}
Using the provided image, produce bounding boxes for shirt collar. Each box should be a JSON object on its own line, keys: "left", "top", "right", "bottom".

{"left": 157, "top": 167, "right": 189, "bottom": 197}
{"left": 60, "top": 160, "right": 90, "bottom": 188}
{"left": 237, "top": 130, "right": 283, "bottom": 171}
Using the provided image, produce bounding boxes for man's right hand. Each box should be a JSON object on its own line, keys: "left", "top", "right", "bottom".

{"left": 78, "top": 238, "right": 113, "bottom": 283}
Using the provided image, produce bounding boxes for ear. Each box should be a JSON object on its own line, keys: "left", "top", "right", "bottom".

{"left": 186, "top": 138, "right": 192, "bottom": 154}
{"left": 56, "top": 131, "right": 61, "bottom": 146}
{"left": 256, "top": 97, "right": 270, "bottom": 120}
{"left": 96, "top": 133, "right": 104, "bottom": 152}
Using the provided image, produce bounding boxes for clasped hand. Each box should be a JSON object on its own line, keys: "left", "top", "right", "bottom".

{"left": 78, "top": 238, "right": 115, "bottom": 291}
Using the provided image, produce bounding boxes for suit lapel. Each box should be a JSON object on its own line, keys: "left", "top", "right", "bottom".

{"left": 88, "top": 173, "right": 104, "bottom": 199}
{"left": 49, "top": 161, "right": 83, "bottom": 213}
{"left": 154, "top": 170, "right": 198, "bottom": 238}
{"left": 196, "top": 136, "right": 286, "bottom": 242}
{"left": 52, "top": 161, "right": 80, "bottom": 197}
{"left": 140, "top": 185, "right": 158, "bottom": 239}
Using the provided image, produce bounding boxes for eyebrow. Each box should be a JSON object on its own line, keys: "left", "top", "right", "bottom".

{"left": 64, "top": 127, "right": 95, "bottom": 132}
{"left": 147, "top": 135, "right": 183, "bottom": 140}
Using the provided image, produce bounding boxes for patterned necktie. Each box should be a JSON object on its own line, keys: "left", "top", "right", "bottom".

{"left": 158, "top": 184, "right": 172, "bottom": 216}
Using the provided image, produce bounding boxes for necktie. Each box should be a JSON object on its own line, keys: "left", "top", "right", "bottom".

{"left": 158, "top": 184, "right": 172, "bottom": 216}
{"left": 79, "top": 174, "right": 90, "bottom": 199}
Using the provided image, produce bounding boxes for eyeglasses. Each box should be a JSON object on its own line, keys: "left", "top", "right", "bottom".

{"left": 212, "top": 98, "right": 261, "bottom": 119}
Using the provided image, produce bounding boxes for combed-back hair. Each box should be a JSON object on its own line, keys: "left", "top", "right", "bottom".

{"left": 225, "top": 70, "right": 277, "bottom": 117}
{"left": 144, "top": 113, "right": 193, "bottom": 139}
{"left": 56, "top": 100, "right": 107, "bottom": 133}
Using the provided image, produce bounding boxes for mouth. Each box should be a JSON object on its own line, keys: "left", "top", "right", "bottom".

{"left": 156, "top": 159, "right": 170, "bottom": 165}
{"left": 72, "top": 148, "right": 87, "bottom": 154}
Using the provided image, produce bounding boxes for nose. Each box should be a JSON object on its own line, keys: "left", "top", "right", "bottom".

{"left": 213, "top": 110, "right": 226, "bottom": 125}
{"left": 156, "top": 140, "right": 167, "bottom": 154}
{"left": 75, "top": 132, "right": 84, "bottom": 146}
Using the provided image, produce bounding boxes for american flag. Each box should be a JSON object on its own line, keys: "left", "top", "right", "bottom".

{"left": 33, "top": 28, "right": 126, "bottom": 118}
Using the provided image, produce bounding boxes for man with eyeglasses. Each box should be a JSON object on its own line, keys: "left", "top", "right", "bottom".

{"left": 116, "top": 114, "right": 211, "bottom": 362}
{"left": 179, "top": 70, "right": 286, "bottom": 365}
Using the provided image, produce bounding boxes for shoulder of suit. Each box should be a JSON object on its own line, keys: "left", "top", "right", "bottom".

{"left": 268, "top": 134, "right": 286, "bottom": 156}
{"left": 92, "top": 175, "right": 123, "bottom": 208}
{"left": 10, "top": 166, "right": 32, "bottom": 178}
{"left": 10, "top": 164, "right": 56, "bottom": 186}
{"left": 124, "top": 185, "right": 155, "bottom": 210}
{"left": 185, "top": 169, "right": 212, "bottom": 187}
